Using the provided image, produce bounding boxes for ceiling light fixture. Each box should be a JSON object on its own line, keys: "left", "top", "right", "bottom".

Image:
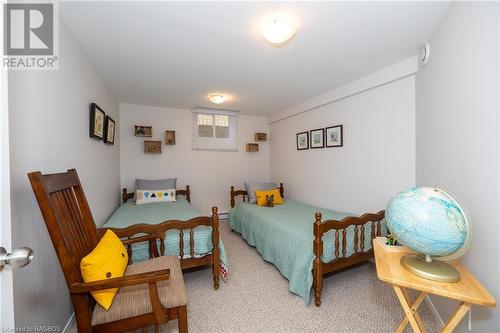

{"left": 262, "top": 17, "right": 295, "bottom": 45}
{"left": 209, "top": 94, "right": 225, "bottom": 104}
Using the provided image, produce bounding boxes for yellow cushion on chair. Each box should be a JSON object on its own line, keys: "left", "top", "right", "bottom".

{"left": 80, "top": 230, "right": 129, "bottom": 310}
{"left": 255, "top": 188, "right": 284, "bottom": 206}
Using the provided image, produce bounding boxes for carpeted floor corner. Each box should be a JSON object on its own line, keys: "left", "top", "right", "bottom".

{"left": 70, "top": 220, "right": 441, "bottom": 333}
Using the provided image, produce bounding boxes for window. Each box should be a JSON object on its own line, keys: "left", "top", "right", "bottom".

{"left": 197, "top": 114, "right": 213, "bottom": 137}
{"left": 214, "top": 115, "right": 229, "bottom": 138}
{"left": 192, "top": 107, "right": 239, "bottom": 151}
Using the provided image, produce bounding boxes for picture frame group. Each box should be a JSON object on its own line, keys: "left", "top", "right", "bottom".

{"left": 296, "top": 125, "right": 343, "bottom": 150}
{"left": 133, "top": 125, "right": 177, "bottom": 154}
{"left": 89, "top": 103, "right": 116, "bottom": 145}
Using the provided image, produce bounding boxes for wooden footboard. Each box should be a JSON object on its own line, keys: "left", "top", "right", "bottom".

{"left": 98, "top": 207, "right": 221, "bottom": 290}
{"left": 312, "top": 210, "right": 385, "bottom": 306}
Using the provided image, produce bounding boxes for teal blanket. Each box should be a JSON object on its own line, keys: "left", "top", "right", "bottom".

{"left": 103, "top": 198, "right": 229, "bottom": 273}
{"left": 229, "top": 200, "right": 384, "bottom": 305}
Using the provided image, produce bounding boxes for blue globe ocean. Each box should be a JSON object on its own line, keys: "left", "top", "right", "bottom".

{"left": 386, "top": 187, "right": 468, "bottom": 257}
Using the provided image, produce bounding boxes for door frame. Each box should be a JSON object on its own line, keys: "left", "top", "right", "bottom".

{"left": 0, "top": 1, "right": 15, "bottom": 328}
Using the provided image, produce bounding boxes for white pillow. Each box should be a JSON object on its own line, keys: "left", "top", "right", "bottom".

{"left": 136, "top": 189, "right": 176, "bottom": 205}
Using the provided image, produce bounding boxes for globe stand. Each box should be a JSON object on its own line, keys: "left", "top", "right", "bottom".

{"left": 401, "top": 254, "right": 461, "bottom": 283}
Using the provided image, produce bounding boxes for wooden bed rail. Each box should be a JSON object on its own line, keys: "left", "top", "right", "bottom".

{"left": 230, "top": 183, "right": 284, "bottom": 208}
{"left": 122, "top": 185, "right": 191, "bottom": 204}
{"left": 312, "top": 210, "right": 385, "bottom": 307}
{"left": 98, "top": 207, "right": 220, "bottom": 289}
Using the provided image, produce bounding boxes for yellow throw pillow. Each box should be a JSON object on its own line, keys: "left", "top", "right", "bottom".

{"left": 80, "top": 230, "right": 128, "bottom": 310}
{"left": 255, "top": 188, "right": 284, "bottom": 206}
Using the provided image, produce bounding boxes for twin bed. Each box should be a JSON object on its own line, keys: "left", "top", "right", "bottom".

{"left": 98, "top": 181, "right": 385, "bottom": 307}
{"left": 98, "top": 185, "right": 229, "bottom": 289}
{"left": 229, "top": 183, "right": 385, "bottom": 306}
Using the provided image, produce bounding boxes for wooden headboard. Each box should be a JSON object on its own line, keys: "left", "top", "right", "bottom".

{"left": 122, "top": 185, "right": 191, "bottom": 204}
{"left": 230, "top": 183, "right": 284, "bottom": 208}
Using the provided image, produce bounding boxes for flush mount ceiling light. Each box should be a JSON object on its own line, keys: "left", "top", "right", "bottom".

{"left": 209, "top": 94, "right": 225, "bottom": 104}
{"left": 262, "top": 17, "right": 295, "bottom": 45}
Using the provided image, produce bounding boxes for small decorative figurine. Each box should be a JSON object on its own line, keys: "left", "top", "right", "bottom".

{"left": 265, "top": 194, "right": 274, "bottom": 207}
{"left": 386, "top": 234, "right": 398, "bottom": 246}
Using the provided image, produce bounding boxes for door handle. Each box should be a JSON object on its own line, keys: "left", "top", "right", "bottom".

{"left": 0, "top": 247, "right": 34, "bottom": 271}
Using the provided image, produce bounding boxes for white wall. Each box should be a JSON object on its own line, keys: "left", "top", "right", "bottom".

{"left": 8, "top": 22, "right": 120, "bottom": 329}
{"left": 416, "top": 2, "right": 499, "bottom": 331}
{"left": 120, "top": 103, "right": 269, "bottom": 214}
{"left": 269, "top": 76, "right": 415, "bottom": 214}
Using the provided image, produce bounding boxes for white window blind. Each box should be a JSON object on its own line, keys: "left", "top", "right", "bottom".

{"left": 192, "top": 107, "right": 239, "bottom": 151}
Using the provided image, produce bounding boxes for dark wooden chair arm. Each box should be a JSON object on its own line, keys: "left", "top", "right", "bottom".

{"left": 70, "top": 269, "right": 170, "bottom": 294}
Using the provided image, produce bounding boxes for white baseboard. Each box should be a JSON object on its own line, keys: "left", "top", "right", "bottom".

{"left": 425, "top": 296, "right": 445, "bottom": 327}
{"left": 219, "top": 212, "right": 228, "bottom": 220}
{"left": 62, "top": 312, "right": 75, "bottom": 333}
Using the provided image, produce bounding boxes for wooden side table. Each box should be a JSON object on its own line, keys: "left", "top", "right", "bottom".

{"left": 373, "top": 238, "right": 496, "bottom": 333}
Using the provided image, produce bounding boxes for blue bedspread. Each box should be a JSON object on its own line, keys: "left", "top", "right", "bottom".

{"left": 103, "top": 198, "right": 229, "bottom": 273}
{"left": 229, "top": 200, "right": 385, "bottom": 304}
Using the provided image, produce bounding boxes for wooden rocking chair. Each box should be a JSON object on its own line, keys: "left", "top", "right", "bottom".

{"left": 28, "top": 169, "right": 188, "bottom": 333}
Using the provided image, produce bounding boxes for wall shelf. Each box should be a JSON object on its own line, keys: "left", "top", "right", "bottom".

{"left": 246, "top": 143, "right": 259, "bottom": 152}
{"left": 254, "top": 133, "right": 267, "bottom": 142}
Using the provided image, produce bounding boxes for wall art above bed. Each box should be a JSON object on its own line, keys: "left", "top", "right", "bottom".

{"left": 310, "top": 128, "right": 325, "bottom": 149}
{"left": 89, "top": 103, "right": 105, "bottom": 140}
{"left": 134, "top": 125, "right": 152, "bottom": 137}
{"left": 297, "top": 125, "right": 343, "bottom": 150}
{"left": 246, "top": 143, "right": 259, "bottom": 152}
{"left": 254, "top": 132, "right": 267, "bottom": 142}
{"left": 296, "top": 131, "right": 309, "bottom": 150}
{"left": 165, "top": 130, "right": 176, "bottom": 145}
{"left": 144, "top": 140, "right": 161, "bottom": 154}
{"left": 326, "top": 125, "right": 343, "bottom": 148}
{"left": 103, "top": 116, "right": 116, "bottom": 145}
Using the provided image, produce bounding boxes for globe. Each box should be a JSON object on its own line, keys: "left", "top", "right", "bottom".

{"left": 385, "top": 187, "right": 470, "bottom": 282}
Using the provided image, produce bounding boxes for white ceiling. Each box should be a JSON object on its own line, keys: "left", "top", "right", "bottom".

{"left": 60, "top": 1, "right": 450, "bottom": 116}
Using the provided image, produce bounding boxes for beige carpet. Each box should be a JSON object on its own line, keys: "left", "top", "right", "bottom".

{"left": 71, "top": 220, "right": 441, "bottom": 332}
{"left": 160, "top": 220, "right": 440, "bottom": 333}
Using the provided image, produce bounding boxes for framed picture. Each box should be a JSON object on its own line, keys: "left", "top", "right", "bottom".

{"left": 165, "top": 130, "right": 176, "bottom": 145}
{"left": 134, "top": 125, "right": 152, "bottom": 137}
{"left": 310, "top": 128, "right": 325, "bottom": 148}
{"left": 246, "top": 143, "right": 259, "bottom": 152}
{"left": 103, "top": 116, "right": 116, "bottom": 145}
{"left": 144, "top": 140, "right": 161, "bottom": 154}
{"left": 89, "top": 103, "right": 105, "bottom": 140}
{"left": 296, "top": 131, "right": 309, "bottom": 150}
{"left": 326, "top": 125, "right": 343, "bottom": 148}
{"left": 254, "top": 132, "right": 267, "bottom": 142}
